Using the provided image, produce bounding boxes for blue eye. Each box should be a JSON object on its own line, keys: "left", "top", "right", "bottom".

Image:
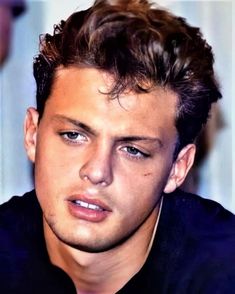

{"left": 127, "top": 147, "right": 140, "bottom": 155}
{"left": 122, "top": 146, "right": 149, "bottom": 159}
{"left": 60, "top": 131, "right": 87, "bottom": 143}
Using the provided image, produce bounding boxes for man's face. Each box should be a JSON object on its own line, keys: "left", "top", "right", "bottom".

{"left": 25, "top": 67, "right": 194, "bottom": 252}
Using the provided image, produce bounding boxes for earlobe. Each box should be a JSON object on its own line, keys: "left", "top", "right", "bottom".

{"left": 24, "top": 107, "right": 39, "bottom": 163}
{"left": 163, "top": 144, "right": 196, "bottom": 194}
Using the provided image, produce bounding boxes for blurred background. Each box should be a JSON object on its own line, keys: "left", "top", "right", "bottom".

{"left": 0, "top": 0, "right": 234, "bottom": 212}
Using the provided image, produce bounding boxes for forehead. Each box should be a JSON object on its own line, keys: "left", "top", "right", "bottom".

{"left": 44, "top": 67, "right": 178, "bottom": 140}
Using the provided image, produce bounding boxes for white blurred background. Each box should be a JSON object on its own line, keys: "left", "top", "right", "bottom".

{"left": 0, "top": 0, "right": 234, "bottom": 212}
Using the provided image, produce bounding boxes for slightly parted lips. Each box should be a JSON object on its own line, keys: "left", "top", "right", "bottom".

{"left": 72, "top": 200, "right": 104, "bottom": 211}
{"left": 67, "top": 195, "right": 112, "bottom": 212}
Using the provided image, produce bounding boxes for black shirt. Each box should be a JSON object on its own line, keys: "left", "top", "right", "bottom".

{"left": 0, "top": 190, "right": 234, "bottom": 293}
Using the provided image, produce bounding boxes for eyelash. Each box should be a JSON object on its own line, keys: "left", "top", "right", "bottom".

{"left": 121, "top": 146, "right": 150, "bottom": 160}
{"left": 59, "top": 131, "right": 87, "bottom": 144}
{"left": 59, "top": 132, "right": 150, "bottom": 160}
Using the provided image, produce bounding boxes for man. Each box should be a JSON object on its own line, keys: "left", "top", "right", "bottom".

{"left": 0, "top": 0, "right": 234, "bottom": 293}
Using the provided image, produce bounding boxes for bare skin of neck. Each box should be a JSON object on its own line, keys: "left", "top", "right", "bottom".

{"left": 44, "top": 206, "right": 160, "bottom": 294}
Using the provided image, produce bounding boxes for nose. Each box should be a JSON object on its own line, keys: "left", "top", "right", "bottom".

{"left": 79, "top": 144, "right": 113, "bottom": 187}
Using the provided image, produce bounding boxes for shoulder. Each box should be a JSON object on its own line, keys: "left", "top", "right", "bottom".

{"left": 0, "top": 191, "right": 76, "bottom": 293}
{"left": 0, "top": 190, "right": 43, "bottom": 250}
{"left": 154, "top": 190, "right": 235, "bottom": 293}
{"left": 0, "top": 190, "right": 42, "bottom": 243}
{"left": 0, "top": 190, "right": 41, "bottom": 228}
{"left": 160, "top": 189, "right": 235, "bottom": 255}
{"left": 163, "top": 189, "right": 235, "bottom": 230}
{"left": 0, "top": 191, "right": 43, "bottom": 272}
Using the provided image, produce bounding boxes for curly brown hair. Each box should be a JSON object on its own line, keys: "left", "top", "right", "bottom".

{"left": 33, "top": 0, "right": 221, "bottom": 155}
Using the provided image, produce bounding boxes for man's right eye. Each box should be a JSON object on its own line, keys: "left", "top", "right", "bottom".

{"left": 59, "top": 131, "right": 87, "bottom": 144}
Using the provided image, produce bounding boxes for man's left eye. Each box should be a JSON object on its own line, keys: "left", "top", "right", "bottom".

{"left": 122, "top": 146, "right": 149, "bottom": 159}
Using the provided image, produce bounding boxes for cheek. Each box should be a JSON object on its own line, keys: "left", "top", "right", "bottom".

{"left": 141, "top": 169, "right": 169, "bottom": 190}
{"left": 122, "top": 163, "right": 172, "bottom": 203}
{"left": 34, "top": 136, "right": 72, "bottom": 195}
{"left": 35, "top": 133, "right": 75, "bottom": 174}
{"left": 114, "top": 174, "right": 161, "bottom": 228}
{"left": 143, "top": 172, "right": 153, "bottom": 177}
{"left": 115, "top": 168, "right": 165, "bottom": 209}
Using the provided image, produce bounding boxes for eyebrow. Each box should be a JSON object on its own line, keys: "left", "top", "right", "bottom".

{"left": 52, "top": 114, "right": 97, "bottom": 136}
{"left": 52, "top": 114, "right": 163, "bottom": 147}
{"left": 117, "top": 136, "right": 163, "bottom": 148}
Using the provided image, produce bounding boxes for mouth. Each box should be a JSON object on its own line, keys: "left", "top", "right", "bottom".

{"left": 67, "top": 195, "right": 111, "bottom": 222}
{"left": 71, "top": 200, "right": 105, "bottom": 212}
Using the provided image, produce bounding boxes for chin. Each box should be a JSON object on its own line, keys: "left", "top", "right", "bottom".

{"left": 53, "top": 232, "right": 122, "bottom": 253}
{"left": 53, "top": 225, "right": 143, "bottom": 254}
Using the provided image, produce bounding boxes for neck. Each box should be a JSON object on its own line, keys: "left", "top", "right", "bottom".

{"left": 44, "top": 200, "right": 163, "bottom": 294}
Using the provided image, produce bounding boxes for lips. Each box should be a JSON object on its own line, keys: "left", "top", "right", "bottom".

{"left": 72, "top": 199, "right": 104, "bottom": 211}
{"left": 67, "top": 195, "right": 111, "bottom": 222}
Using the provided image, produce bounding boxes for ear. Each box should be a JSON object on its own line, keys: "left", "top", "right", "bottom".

{"left": 163, "top": 144, "right": 196, "bottom": 194}
{"left": 24, "top": 107, "right": 39, "bottom": 163}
